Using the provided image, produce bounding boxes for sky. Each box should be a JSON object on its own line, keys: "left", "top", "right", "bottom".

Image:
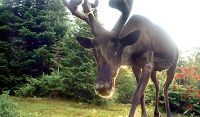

{"left": 93, "top": 0, "right": 200, "bottom": 51}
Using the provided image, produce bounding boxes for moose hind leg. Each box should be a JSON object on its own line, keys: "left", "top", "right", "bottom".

{"left": 163, "top": 63, "right": 176, "bottom": 117}
{"left": 151, "top": 71, "right": 161, "bottom": 117}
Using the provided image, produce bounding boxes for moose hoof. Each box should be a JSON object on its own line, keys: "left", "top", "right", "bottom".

{"left": 141, "top": 113, "right": 148, "bottom": 117}
{"left": 154, "top": 112, "right": 161, "bottom": 117}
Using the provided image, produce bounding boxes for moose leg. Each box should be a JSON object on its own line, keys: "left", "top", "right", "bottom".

{"left": 132, "top": 67, "right": 147, "bottom": 117}
{"left": 163, "top": 63, "right": 176, "bottom": 117}
{"left": 129, "top": 51, "right": 154, "bottom": 117}
{"left": 151, "top": 71, "right": 160, "bottom": 117}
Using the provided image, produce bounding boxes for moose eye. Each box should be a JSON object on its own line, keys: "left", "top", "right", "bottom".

{"left": 92, "top": 40, "right": 98, "bottom": 46}
{"left": 108, "top": 40, "right": 112, "bottom": 44}
{"left": 108, "top": 40, "right": 115, "bottom": 46}
{"left": 116, "top": 47, "right": 124, "bottom": 56}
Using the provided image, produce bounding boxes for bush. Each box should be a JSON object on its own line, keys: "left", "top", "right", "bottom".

{"left": 0, "top": 91, "right": 40, "bottom": 117}
{"left": 115, "top": 68, "right": 137, "bottom": 104}
{"left": 15, "top": 72, "right": 67, "bottom": 98}
{"left": 0, "top": 91, "right": 21, "bottom": 117}
{"left": 156, "top": 77, "right": 200, "bottom": 115}
{"left": 145, "top": 81, "right": 156, "bottom": 105}
{"left": 61, "top": 69, "right": 116, "bottom": 106}
{"left": 167, "top": 60, "right": 200, "bottom": 115}
{"left": 167, "top": 85, "right": 200, "bottom": 115}
{"left": 144, "top": 71, "right": 200, "bottom": 116}
{"left": 15, "top": 71, "right": 115, "bottom": 106}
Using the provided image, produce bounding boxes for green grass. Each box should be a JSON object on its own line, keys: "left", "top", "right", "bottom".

{"left": 9, "top": 96, "right": 189, "bottom": 117}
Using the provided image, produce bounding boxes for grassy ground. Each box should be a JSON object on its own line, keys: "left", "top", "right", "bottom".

{"left": 10, "top": 96, "right": 189, "bottom": 117}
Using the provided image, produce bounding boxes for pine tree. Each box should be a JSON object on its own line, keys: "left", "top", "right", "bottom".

{"left": 0, "top": 0, "right": 68, "bottom": 92}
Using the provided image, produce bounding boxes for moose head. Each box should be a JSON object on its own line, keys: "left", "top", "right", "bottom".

{"left": 61, "top": 0, "right": 139, "bottom": 98}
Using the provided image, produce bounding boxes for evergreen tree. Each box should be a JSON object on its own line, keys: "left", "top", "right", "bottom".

{"left": 0, "top": 0, "right": 68, "bottom": 92}
{"left": 60, "top": 19, "right": 98, "bottom": 103}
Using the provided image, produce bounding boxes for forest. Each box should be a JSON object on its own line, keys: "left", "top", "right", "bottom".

{"left": 0, "top": 0, "right": 200, "bottom": 116}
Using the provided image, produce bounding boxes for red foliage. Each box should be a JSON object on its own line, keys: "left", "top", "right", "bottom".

{"left": 186, "top": 87, "right": 193, "bottom": 93}
{"left": 195, "top": 90, "right": 200, "bottom": 98}
{"left": 174, "top": 59, "right": 200, "bottom": 112}
{"left": 180, "top": 102, "right": 193, "bottom": 110}
{"left": 183, "top": 94, "right": 189, "bottom": 99}
{"left": 189, "top": 105, "right": 193, "bottom": 111}
{"left": 172, "top": 86, "right": 177, "bottom": 91}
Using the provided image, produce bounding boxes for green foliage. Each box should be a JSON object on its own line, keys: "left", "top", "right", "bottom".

{"left": 0, "top": 0, "right": 68, "bottom": 93}
{"left": 145, "top": 81, "right": 156, "bottom": 105}
{"left": 15, "top": 72, "right": 66, "bottom": 98}
{"left": 0, "top": 52, "right": 10, "bottom": 83}
{"left": 12, "top": 96, "right": 189, "bottom": 117}
{"left": 0, "top": 0, "right": 67, "bottom": 75}
{"left": 115, "top": 67, "right": 137, "bottom": 104}
{"left": 0, "top": 91, "right": 21, "bottom": 117}
{"left": 15, "top": 70, "right": 116, "bottom": 106}
{"left": 0, "top": 91, "right": 40, "bottom": 117}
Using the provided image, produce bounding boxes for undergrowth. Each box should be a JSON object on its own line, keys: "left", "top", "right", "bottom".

{"left": 0, "top": 91, "right": 21, "bottom": 117}
{"left": 0, "top": 91, "right": 40, "bottom": 117}
{"left": 0, "top": 92, "right": 192, "bottom": 117}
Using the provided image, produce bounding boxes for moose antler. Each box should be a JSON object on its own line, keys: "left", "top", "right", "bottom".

{"left": 109, "top": 0, "right": 133, "bottom": 36}
{"left": 61, "top": 0, "right": 99, "bottom": 35}
{"left": 62, "top": 0, "right": 133, "bottom": 37}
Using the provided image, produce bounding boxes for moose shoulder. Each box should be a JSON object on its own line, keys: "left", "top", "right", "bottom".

{"left": 120, "top": 15, "right": 177, "bottom": 69}
{"left": 61, "top": 0, "right": 178, "bottom": 117}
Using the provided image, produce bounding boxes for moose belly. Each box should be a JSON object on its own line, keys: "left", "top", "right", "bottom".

{"left": 153, "top": 57, "right": 172, "bottom": 71}
{"left": 130, "top": 52, "right": 174, "bottom": 71}
{"left": 132, "top": 56, "right": 172, "bottom": 71}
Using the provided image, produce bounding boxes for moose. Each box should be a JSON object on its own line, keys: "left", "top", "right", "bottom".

{"left": 61, "top": 0, "right": 179, "bottom": 117}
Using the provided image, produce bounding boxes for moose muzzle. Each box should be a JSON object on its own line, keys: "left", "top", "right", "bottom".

{"left": 94, "top": 80, "right": 114, "bottom": 98}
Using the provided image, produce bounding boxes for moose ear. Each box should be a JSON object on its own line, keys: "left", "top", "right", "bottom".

{"left": 76, "top": 36, "right": 94, "bottom": 49}
{"left": 119, "top": 30, "right": 141, "bottom": 47}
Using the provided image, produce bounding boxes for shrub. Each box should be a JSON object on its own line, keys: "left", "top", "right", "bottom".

{"left": 0, "top": 91, "right": 21, "bottom": 117}
{"left": 14, "top": 71, "right": 115, "bottom": 106}
{"left": 145, "top": 81, "right": 156, "bottom": 105}
{"left": 170, "top": 62, "right": 200, "bottom": 115}
{"left": 115, "top": 68, "right": 137, "bottom": 104}
{"left": 144, "top": 71, "right": 200, "bottom": 116}
{"left": 158, "top": 81, "right": 200, "bottom": 115}
{"left": 15, "top": 72, "right": 67, "bottom": 98}
{"left": 168, "top": 85, "right": 200, "bottom": 115}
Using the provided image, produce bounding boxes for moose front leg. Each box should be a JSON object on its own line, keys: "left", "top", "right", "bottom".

{"left": 132, "top": 67, "right": 147, "bottom": 117}
{"left": 129, "top": 51, "right": 154, "bottom": 117}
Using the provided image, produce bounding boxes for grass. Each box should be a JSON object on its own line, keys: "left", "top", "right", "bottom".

{"left": 9, "top": 96, "right": 190, "bottom": 117}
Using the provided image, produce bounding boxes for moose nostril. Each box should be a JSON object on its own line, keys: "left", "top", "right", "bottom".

{"left": 95, "top": 83, "right": 104, "bottom": 90}
{"left": 95, "top": 89, "right": 99, "bottom": 94}
{"left": 104, "top": 82, "right": 111, "bottom": 89}
{"left": 95, "top": 81, "right": 111, "bottom": 90}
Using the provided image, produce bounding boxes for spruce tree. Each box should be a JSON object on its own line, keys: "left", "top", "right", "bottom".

{"left": 0, "top": 0, "right": 68, "bottom": 92}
